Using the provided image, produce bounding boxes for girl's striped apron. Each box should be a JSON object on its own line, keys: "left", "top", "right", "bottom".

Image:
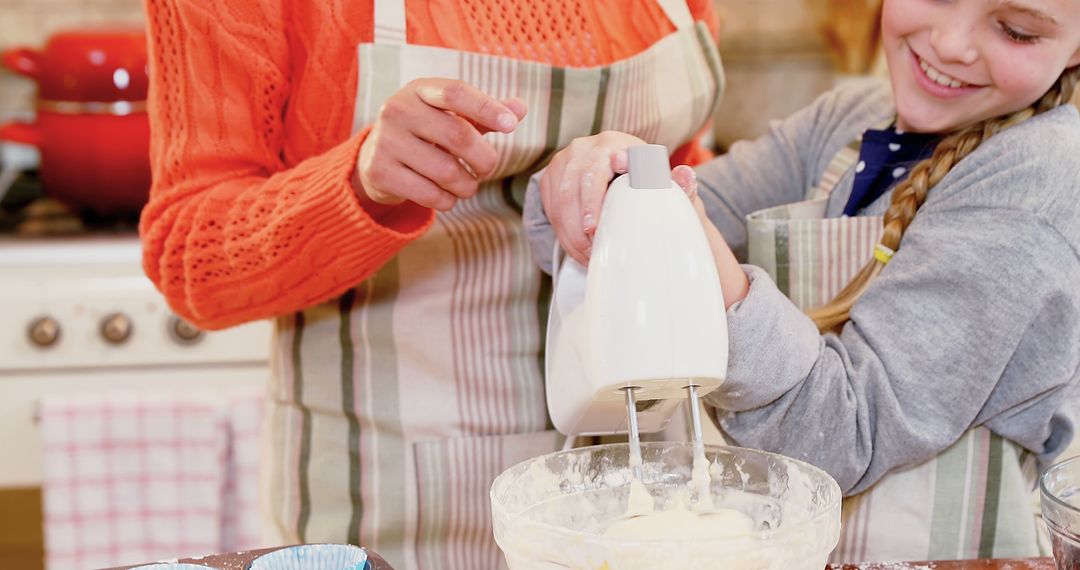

{"left": 261, "top": 2, "right": 724, "bottom": 569}
{"left": 745, "top": 137, "right": 1043, "bottom": 563}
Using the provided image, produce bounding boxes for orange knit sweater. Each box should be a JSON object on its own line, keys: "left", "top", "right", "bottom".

{"left": 140, "top": 0, "right": 719, "bottom": 329}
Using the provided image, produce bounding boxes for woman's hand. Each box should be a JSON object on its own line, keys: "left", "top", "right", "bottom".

{"left": 354, "top": 78, "right": 528, "bottom": 215}
{"left": 540, "top": 133, "right": 750, "bottom": 307}
{"left": 539, "top": 131, "right": 646, "bottom": 265}
{"left": 674, "top": 165, "right": 749, "bottom": 309}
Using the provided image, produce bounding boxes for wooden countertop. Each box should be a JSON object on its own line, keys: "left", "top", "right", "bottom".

{"left": 107, "top": 551, "right": 1056, "bottom": 569}
{"left": 827, "top": 559, "right": 1056, "bottom": 569}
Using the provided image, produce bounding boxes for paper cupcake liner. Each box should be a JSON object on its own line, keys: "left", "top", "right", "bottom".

{"left": 249, "top": 544, "right": 368, "bottom": 570}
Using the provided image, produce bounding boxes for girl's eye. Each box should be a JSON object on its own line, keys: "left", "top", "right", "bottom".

{"left": 1000, "top": 22, "right": 1040, "bottom": 44}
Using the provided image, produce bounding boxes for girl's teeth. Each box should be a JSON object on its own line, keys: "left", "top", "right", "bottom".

{"left": 919, "top": 57, "right": 966, "bottom": 88}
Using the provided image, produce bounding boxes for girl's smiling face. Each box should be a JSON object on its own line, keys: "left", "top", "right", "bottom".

{"left": 882, "top": 0, "right": 1080, "bottom": 134}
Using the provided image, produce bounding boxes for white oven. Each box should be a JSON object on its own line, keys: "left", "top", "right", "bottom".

{"left": 0, "top": 235, "right": 271, "bottom": 568}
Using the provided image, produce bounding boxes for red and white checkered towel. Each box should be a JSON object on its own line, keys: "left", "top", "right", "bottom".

{"left": 221, "top": 388, "right": 265, "bottom": 553}
{"left": 40, "top": 388, "right": 266, "bottom": 570}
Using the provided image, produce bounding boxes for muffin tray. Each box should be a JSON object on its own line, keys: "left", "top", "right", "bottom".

{"left": 107, "top": 544, "right": 392, "bottom": 570}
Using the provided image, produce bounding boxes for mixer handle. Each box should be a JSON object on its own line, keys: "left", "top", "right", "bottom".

{"left": 550, "top": 241, "right": 566, "bottom": 283}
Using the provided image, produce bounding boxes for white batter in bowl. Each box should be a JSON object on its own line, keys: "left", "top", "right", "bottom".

{"left": 490, "top": 442, "right": 841, "bottom": 569}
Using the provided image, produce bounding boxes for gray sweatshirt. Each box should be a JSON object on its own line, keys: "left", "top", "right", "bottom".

{"left": 523, "top": 79, "right": 1080, "bottom": 495}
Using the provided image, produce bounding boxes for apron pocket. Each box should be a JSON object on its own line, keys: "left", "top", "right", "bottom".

{"left": 413, "top": 430, "right": 564, "bottom": 570}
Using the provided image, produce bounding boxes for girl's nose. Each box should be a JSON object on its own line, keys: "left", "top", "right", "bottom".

{"left": 930, "top": 21, "right": 980, "bottom": 66}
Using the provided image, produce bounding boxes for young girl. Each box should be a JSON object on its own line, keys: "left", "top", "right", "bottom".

{"left": 526, "top": 0, "right": 1080, "bottom": 562}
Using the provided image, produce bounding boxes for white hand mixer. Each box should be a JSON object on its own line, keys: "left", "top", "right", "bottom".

{"left": 545, "top": 144, "right": 729, "bottom": 471}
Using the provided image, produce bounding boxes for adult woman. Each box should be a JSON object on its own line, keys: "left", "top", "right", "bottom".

{"left": 140, "top": 1, "right": 723, "bottom": 567}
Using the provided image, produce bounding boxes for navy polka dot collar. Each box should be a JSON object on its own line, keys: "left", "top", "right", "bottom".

{"left": 843, "top": 125, "right": 941, "bottom": 216}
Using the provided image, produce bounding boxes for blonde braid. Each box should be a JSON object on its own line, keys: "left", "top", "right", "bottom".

{"left": 808, "top": 66, "right": 1080, "bottom": 333}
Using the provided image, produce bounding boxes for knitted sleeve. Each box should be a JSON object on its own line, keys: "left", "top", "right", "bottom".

{"left": 139, "top": 0, "right": 433, "bottom": 330}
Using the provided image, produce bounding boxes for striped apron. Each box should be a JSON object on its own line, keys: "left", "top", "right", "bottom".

{"left": 745, "top": 137, "right": 1043, "bottom": 563}
{"left": 261, "top": 2, "right": 724, "bottom": 569}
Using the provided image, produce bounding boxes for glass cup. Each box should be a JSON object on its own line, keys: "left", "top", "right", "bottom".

{"left": 1041, "top": 455, "right": 1080, "bottom": 570}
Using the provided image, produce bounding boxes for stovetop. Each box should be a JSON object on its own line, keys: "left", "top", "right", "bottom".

{"left": 0, "top": 171, "right": 140, "bottom": 237}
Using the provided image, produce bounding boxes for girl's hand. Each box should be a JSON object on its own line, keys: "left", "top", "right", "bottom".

{"left": 673, "top": 165, "right": 749, "bottom": 309}
{"left": 672, "top": 164, "right": 702, "bottom": 214}
{"left": 539, "top": 131, "right": 647, "bottom": 266}
{"left": 354, "top": 78, "right": 528, "bottom": 214}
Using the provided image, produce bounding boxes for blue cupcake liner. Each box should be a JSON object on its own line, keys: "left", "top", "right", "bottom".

{"left": 248, "top": 544, "right": 368, "bottom": 570}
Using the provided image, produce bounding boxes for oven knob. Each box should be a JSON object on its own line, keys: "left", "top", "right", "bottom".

{"left": 169, "top": 315, "right": 204, "bottom": 345}
{"left": 101, "top": 313, "right": 133, "bottom": 344}
{"left": 28, "top": 316, "right": 61, "bottom": 348}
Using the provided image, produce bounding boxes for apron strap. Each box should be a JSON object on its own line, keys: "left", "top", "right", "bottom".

{"left": 374, "top": 0, "right": 407, "bottom": 45}
{"left": 656, "top": 0, "right": 695, "bottom": 30}
{"left": 807, "top": 117, "right": 896, "bottom": 201}
{"left": 808, "top": 143, "right": 860, "bottom": 201}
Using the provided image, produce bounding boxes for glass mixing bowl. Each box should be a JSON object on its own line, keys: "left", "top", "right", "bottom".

{"left": 490, "top": 442, "right": 841, "bottom": 570}
{"left": 1041, "top": 455, "right": 1080, "bottom": 569}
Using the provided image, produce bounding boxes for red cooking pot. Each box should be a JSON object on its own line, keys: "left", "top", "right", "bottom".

{"left": 0, "top": 25, "right": 151, "bottom": 216}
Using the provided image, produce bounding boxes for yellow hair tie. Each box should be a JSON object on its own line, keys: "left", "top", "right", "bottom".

{"left": 874, "top": 243, "right": 896, "bottom": 265}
